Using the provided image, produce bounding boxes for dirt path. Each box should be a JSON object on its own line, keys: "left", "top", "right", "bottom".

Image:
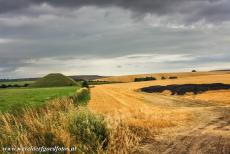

{"left": 88, "top": 75, "right": 230, "bottom": 154}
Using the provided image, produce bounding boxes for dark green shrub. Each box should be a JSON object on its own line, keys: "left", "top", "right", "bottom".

{"left": 0, "top": 84, "right": 7, "bottom": 88}
{"left": 24, "top": 83, "right": 29, "bottom": 87}
{"left": 7, "top": 84, "right": 12, "bottom": 88}
{"left": 13, "top": 84, "right": 19, "bottom": 87}
{"left": 82, "top": 80, "right": 89, "bottom": 88}
{"left": 169, "top": 76, "right": 178, "bottom": 79}
{"left": 69, "top": 110, "right": 108, "bottom": 153}
{"left": 134, "top": 77, "right": 156, "bottom": 82}
{"left": 71, "top": 88, "right": 90, "bottom": 106}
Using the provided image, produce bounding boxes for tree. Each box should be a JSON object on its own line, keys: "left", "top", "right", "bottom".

{"left": 82, "top": 80, "right": 89, "bottom": 88}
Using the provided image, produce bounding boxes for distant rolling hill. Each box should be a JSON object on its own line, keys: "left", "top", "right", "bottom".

{"left": 211, "top": 69, "right": 230, "bottom": 72}
{"left": 69, "top": 75, "right": 107, "bottom": 81}
{"left": 29, "top": 73, "right": 79, "bottom": 87}
{"left": 0, "top": 75, "right": 106, "bottom": 83}
{"left": 97, "top": 71, "right": 230, "bottom": 83}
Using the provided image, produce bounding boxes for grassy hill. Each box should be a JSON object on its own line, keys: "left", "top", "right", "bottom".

{"left": 30, "top": 73, "right": 79, "bottom": 88}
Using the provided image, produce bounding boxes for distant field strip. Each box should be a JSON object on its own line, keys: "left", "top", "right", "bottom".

{"left": 98, "top": 71, "right": 230, "bottom": 83}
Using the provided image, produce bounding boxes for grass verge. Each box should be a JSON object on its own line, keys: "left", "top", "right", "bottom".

{"left": 71, "top": 87, "right": 90, "bottom": 106}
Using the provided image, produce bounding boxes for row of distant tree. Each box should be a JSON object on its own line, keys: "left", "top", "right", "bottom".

{"left": 0, "top": 78, "right": 37, "bottom": 82}
{"left": 134, "top": 76, "right": 178, "bottom": 82}
{"left": 134, "top": 77, "right": 156, "bottom": 82}
{"left": 0, "top": 84, "right": 30, "bottom": 88}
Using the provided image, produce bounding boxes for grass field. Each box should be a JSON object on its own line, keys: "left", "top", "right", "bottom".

{"left": 0, "top": 86, "right": 79, "bottom": 112}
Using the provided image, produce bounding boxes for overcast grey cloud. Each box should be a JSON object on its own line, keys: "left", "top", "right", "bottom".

{"left": 0, "top": 0, "right": 230, "bottom": 78}
{"left": 1, "top": 0, "right": 230, "bottom": 23}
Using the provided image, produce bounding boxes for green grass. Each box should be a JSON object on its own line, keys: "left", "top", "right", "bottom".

{"left": 0, "top": 86, "right": 79, "bottom": 113}
{"left": 69, "top": 109, "right": 108, "bottom": 153}
{"left": 0, "top": 80, "right": 35, "bottom": 86}
{"left": 30, "top": 73, "right": 78, "bottom": 88}
{"left": 71, "top": 88, "right": 91, "bottom": 106}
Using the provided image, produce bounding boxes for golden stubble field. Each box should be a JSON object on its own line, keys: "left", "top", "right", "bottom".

{"left": 97, "top": 71, "right": 230, "bottom": 83}
{"left": 89, "top": 72, "right": 230, "bottom": 153}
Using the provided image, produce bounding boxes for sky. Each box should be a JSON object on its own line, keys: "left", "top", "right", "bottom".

{"left": 0, "top": 0, "right": 230, "bottom": 78}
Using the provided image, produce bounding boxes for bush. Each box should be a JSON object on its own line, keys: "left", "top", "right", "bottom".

{"left": 0, "top": 84, "right": 7, "bottom": 88}
{"left": 24, "top": 83, "right": 29, "bottom": 87}
{"left": 192, "top": 70, "right": 197, "bottom": 72}
{"left": 161, "top": 76, "right": 166, "bottom": 80}
{"left": 69, "top": 110, "right": 109, "bottom": 153}
{"left": 134, "top": 77, "right": 156, "bottom": 82}
{"left": 13, "top": 84, "right": 19, "bottom": 87}
{"left": 7, "top": 84, "right": 12, "bottom": 88}
{"left": 71, "top": 88, "right": 90, "bottom": 106}
{"left": 169, "top": 76, "right": 178, "bottom": 79}
{"left": 82, "top": 80, "right": 89, "bottom": 88}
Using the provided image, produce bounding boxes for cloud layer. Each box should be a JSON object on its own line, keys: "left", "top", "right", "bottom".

{"left": 1, "top": 0, "right": 230, "bottom": 23}
{"left": 0, "top": 0, "right": 230, "bottom": 78}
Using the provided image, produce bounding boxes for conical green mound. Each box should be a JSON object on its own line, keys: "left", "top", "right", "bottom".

{"left": 30, "top": 73, "right": 78, "bottom": 87}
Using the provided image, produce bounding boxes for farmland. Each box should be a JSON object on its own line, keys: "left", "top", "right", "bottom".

{"left": 97, "top": 71, "right": 230, "bottom": 83}
{"left": 89, "top": 72, "right": 230, "bottom": 153}
{"left": 0, "top": 73, "right": 83, "bottom": 112}
{"left": 0, "top": 86, "right": 79, "bottom": 112}
{"left": 0, "top": 73, "right": 138, "bottom": 153}
{"left": 0, "top": 71, "right": 230, "bottom": 153}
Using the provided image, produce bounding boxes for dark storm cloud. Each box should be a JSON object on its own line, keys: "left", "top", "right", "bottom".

{"left": 0, "top": 0, "right": 229, "bottom": 23}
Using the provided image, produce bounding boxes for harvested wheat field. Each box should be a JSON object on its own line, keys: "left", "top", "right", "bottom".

{"left": 97, "top": 71, "right": 230, "bottom": 83}
{"left": 89, "top": 72, "right": 230, "bottom": 154}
